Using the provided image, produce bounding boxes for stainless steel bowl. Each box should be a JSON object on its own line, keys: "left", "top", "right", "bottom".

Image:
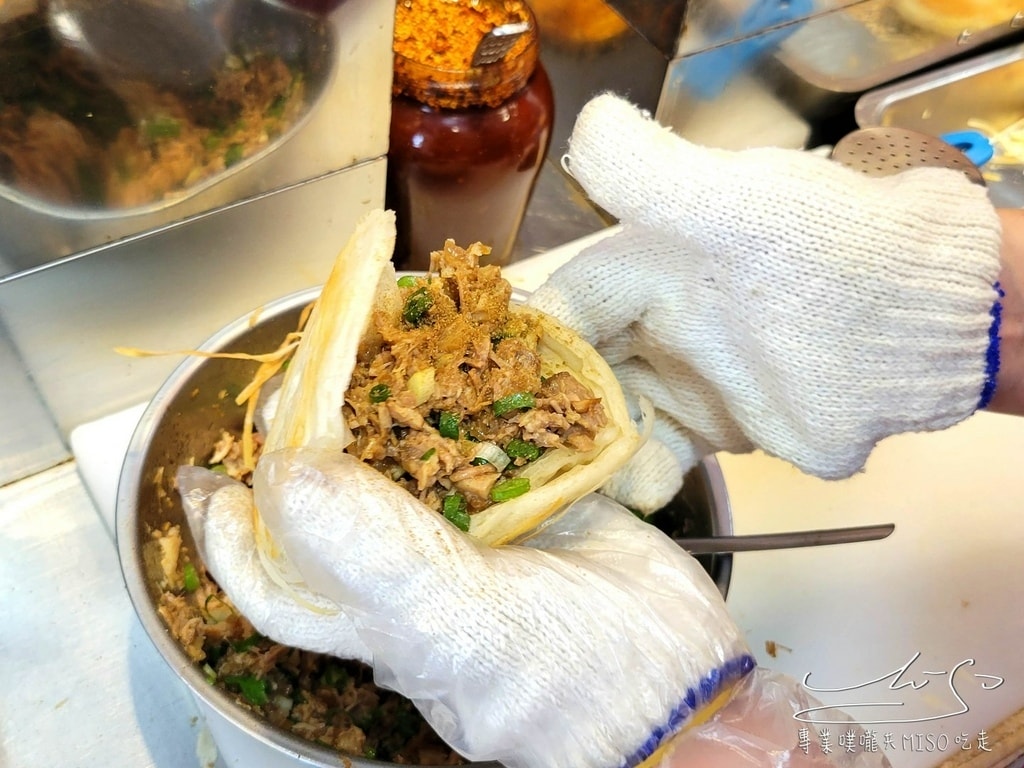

{"left": 0, "top": 0, "right": 336, "bottom": 274}
{"left": 115, "top": 285, "right": 734, "bottom": 767}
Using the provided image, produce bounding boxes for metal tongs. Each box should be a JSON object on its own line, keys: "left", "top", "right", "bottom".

{"left": 471, "top": 21, "right": 530, "bottom": 66}
{"left": 677, "top": 522, "right": 895, "bottom": 555}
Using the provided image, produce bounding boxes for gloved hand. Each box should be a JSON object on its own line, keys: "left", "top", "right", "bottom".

{"left": 528, "top": 93, "right": 1004, "bottom": 513}
{"left": 181, "top": 447, "right": 889, "bottom": 768}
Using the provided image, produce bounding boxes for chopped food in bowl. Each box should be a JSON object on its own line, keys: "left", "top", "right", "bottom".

{"left": 116, "top": 211, "right": 732, "bottom": 767}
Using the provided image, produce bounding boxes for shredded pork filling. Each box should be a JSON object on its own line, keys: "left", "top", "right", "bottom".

{"left": 343, "top": 240, "right": 608, "bottom": 515}
{"left": 147, "top": 524, "right": 464, "bottom": 764}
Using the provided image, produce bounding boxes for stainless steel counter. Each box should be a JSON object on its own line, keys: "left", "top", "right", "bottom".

{"left": 1, "top": 461, "right": 207, "bottom": 768}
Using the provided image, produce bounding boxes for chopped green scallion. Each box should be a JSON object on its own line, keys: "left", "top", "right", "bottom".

{"left": 369, "top": 383, "right": 391, "bottom": 403}
{"left": 182, "top": 562, "right": 200, "bottom": 593}
{"left": 490, "top": 477, "right": 531, "bottom": 502}
{"left": 505, "top": 438, "right": 541, "bottom": 462}
{"left": 265, "top": 94, "right": 287, "bottom": 118}
{"left": 396, "top": 275, "right": 418, "bottom": 288}
{"left": 232, "top": 633, "right": 264, "bottom": 652}
{"left": 320, "top": 663, "right": 349, "bottom": 690}
{"left": 442, "top": 493, "right": 470, "bottom": 531}
{"left": 438, "top": 411, "right": 460, "bottom": 439}
{"left": 420, "top": 447, "right": 437, "bottom": 461}
{"left": 224, "top": 143, "right": 245, "bottom": 167}
{"left": 402, "top": 287, "right": 433, "bottom": 326}
{"left": 224, "top": 674, "right": 268, "bottom": 706}
{"left": 492, "top": 391, "right": 536, "bottom": 417}
{"left": 209, "top": 463, "right": 228, "bottom": 474}
{"left": 144, "top": 115, "right": 181, "bottom": 140}
{"left": 204, "top": 594, "right": 233, "bottom": 622}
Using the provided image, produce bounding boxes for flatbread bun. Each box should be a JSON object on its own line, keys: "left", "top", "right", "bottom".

{"left": 269, "top": 209, "right": 641, "bottom": 547}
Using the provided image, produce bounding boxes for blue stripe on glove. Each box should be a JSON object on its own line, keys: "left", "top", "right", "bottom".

{"left": 622, "top": 653, "right": 757, "bottom": 768}
{"left": 979, "top": 284, "right": 1005, "bottom": 409}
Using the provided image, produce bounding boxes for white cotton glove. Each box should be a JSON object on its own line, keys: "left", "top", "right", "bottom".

{"left": 181, "top": 447, "right": 755, "bottom": 768}
{"left": 528, "top": 93, "right": 1004, "bottom": 514}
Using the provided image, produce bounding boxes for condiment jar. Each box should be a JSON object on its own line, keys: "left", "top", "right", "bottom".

{"left": 387, "top": 0, "right": 554, "bottom": 270}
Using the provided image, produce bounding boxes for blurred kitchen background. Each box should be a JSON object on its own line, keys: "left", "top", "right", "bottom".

{"left": 2, "top": 0, "right": 1024, "bottom": 486}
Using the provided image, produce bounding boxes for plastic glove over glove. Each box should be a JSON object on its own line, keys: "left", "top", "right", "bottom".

{"left": 181, "top": 447, "right": 889, "bottom": 768}
{"left": 528, "top": 93, "right": 1004, "bottom": 513}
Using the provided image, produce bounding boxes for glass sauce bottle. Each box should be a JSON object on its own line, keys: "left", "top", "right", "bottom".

{"left": 387, "top": 0, "right": 554, "bottom": 270}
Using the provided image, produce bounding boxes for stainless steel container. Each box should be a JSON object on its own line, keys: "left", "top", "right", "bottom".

{"left": 0, "top": 0, "right": 373, "bottom": 278}
{"left": 603, "top": 0, "right": 1024, "bottom": 150}
{"left": 855, "top": 41, "right": 1024, "bottom": 208}
{"left": 115, "top": 284, "right": 734, "bottom": 768}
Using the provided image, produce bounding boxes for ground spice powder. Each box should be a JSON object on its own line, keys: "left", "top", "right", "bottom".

{"left": 392, "top": 0, "right": 534, "bottom": 108}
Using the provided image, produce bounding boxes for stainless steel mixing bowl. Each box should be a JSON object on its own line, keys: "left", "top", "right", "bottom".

{"left": 0, "top": 0, "right": 336, "bottom": 275}
{"left": 115, "top": 285, "right": 733, "bottom": 768}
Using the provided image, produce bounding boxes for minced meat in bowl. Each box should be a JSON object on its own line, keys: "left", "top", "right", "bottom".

{"left": 146, "top": 521, "right": 465, "bottom": 764}
{"left": 0, "top": 4, "right": 330, "bottom": 216}
{"left": 116, "top": 283, "right": 488, "bottom": 767}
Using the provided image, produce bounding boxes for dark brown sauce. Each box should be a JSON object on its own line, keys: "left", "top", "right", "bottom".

{"left": 386, "top": 63, "right": 554, "bottom": 269}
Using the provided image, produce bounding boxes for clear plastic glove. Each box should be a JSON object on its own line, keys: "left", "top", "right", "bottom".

{"left": 181, "top": 447, "right": 889, "bottom": 768}
{"left": 657, "top": 667, "right": 890, "bottom": 768}
{"left": 528, "top": 93, "right": 1004, "bottom": 513}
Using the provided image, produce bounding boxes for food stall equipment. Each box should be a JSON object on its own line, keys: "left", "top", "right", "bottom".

{"left": 2, "top": 3, "right": 1023, "bottom": 766}
{"left": 0, "top": 0, "right": 394, "bottom": 484}
{"left": 855, "top": 41, "right": 1024, "bottom": 209}
{"left": 592, "top": 0, "right": 1024, "bottom": 150}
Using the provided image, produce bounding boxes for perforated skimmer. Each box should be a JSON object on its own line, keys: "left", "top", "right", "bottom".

{"left": 830, "top": 126, "right": 986, "bottom": 185}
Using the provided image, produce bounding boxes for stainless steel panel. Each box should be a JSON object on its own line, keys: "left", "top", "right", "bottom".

{"left": 602, "top": 0, "right": 689, "bottom": 56}
{"left": 654, "top": 0, "right": 1024, "bottom": 130}
{"left": 676, "top": 0, "right": 843, "bottom": 57}
{"left": 537, "top": 18, "right": 668, "bottom": 161}
{"left": 773, "top": 1, "right": 1024, "bottom": 109}
{"left": 855, "top": 42, "right": 1024, "bottom": 133}
{"left": 0, "top": 322, "right": 68, "bottom": 485}
{"left": 0, "top": 159, "right": 386, "bottom": 439}
{"left": 656, "top": 23, "right": 813, "bottom": 149}
{"left": 603, "top": 0, "right": 850, "bottom": 58}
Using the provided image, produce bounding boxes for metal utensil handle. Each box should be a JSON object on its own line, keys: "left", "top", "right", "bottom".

{"left": 471, "top": 21, "right": 529, "bottom": 66}
{"left": 677, "top": 523, "right": 895, "bottom": 554}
